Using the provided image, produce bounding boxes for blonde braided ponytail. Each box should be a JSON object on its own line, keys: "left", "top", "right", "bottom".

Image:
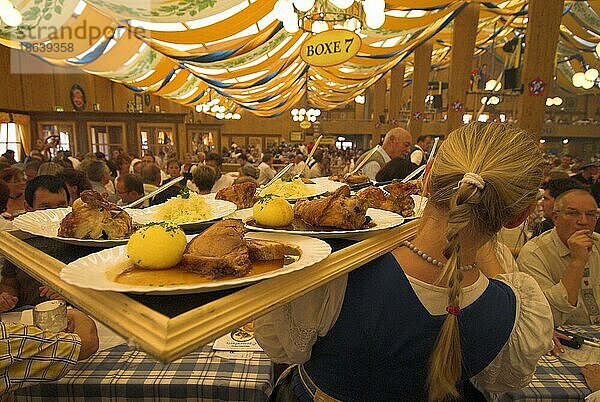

{"left": 426, "top": 123, "right": 543, "bottom": 401}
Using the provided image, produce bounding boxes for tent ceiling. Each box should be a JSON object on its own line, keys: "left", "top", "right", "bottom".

{"left": 0, "top": 0, "right": 598, "bottom": 117}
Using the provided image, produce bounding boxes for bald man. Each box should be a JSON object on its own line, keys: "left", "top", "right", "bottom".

{"left": 358, "top": 127, "right": 413, "bottom": 180}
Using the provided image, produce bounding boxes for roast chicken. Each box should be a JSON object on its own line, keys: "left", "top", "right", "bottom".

{"left": 215, "top": 182, "right": 258, "bottom": 209}
{"left": 355, "top": 182, "right": 418, "bottom": 217}
{"left": 293, "top": 186, "right": 369, "bottom": 230}
{"left": 329, "top": 173, "right": 370, "bottom": 185}
{"left": 58, "top": 190, "right": 133, "bottom": 240}
{"left": 182, "top": 219, "right": 285, "bottom": 279}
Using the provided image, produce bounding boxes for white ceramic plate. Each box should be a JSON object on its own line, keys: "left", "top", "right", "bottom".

{"left": 309, "top": 177, "right": 349, "bottom": 193}
{"left": 258, "top": 183, "right": 327, "bottom": 202}
{"left": 13, "top": 208, "right": 128, "bottom": 247}
{"left": 242, "top": 208, "right": 404, "bottom": 239}
{"left": 60, "top": 232, "right": 332, "bottom": 294}
{"left": 126, "top": 199, "right": 237, "bottom": 232}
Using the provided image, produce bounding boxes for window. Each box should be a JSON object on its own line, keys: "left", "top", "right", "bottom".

{"left": 138, "top": 124, "right": 175, "bottom": 156}
{"left": 88, "top": 123, "right": 126, "bottom": 157}
{"left": 39, "top": 122, "right": 76, "bottom": 158}
{"left": 0, "top": 121, "right": 22, "bottom": 160}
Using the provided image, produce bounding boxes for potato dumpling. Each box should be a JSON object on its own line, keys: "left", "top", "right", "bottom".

{"left": 127, "top": 222, "right": 187, "bottom": 269}
{"left": 252, "top": 195, "right": 294, "bottom": 228}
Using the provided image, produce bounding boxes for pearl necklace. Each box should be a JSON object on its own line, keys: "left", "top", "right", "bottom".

{"left": 401, "top": 240, "right": 476, "bottom": 272}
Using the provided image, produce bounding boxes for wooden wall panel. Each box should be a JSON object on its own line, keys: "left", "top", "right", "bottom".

{"left": 17, "top": 52, "right": 56, "bottom": 111}
{"left": 0, "top": 46, "right": 25, "bottom": 110}
{"left": 93, "top": 76, "right": 114, "bottom": 112}
{"left": 111, "top": 82, "right": 133, "bottom": 113}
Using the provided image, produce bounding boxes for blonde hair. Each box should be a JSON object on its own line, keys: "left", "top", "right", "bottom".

{"left": 426, "top": 123, "right": 543, "bottom": 401}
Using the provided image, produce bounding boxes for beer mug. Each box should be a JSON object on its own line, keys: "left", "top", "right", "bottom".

{"left": 33, "top": 300, "right": 68, "bottom": 332}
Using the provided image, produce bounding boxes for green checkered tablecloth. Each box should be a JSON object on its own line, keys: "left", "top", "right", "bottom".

{"left": 13, "top": 343, "right": 273, "bottom": 401}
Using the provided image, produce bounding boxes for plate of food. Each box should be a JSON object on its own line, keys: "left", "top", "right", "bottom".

{"left": 258, "top": 178, "right": 326, "bottom": 201}
{"left": 13, "top": 190, "right": 133, "bottom": 247}
{"left": 240, "top": 187, "right": 404, "bottom": 239}
{"left": 60, "top": 220, "right": 331, "bottom": 294}
{"left": 126, "top": 191, "right": 237, "bottom": 232}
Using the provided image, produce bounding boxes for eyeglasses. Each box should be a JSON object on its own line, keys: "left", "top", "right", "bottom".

{"left": 556, "top": 208, "right": 600, "bottom": 221}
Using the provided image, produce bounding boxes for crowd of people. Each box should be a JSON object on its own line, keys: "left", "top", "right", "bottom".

{"left": 0, "top": 124, "right": 598, "bottom": 399}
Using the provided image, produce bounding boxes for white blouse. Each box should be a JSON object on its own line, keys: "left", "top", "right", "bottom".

{"left": 254, "top": 270, "right": 553, "bottom": 392}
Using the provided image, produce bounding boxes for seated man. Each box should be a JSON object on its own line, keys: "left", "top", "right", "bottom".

{"left": 518, "top": 189, "right": 600, "bottom": 325}
{"left": 115, "top": 173, "right": 145, "bottom": 207}
{"left": 1, "top": 309, "right": 99, "bottom": 397}
{"left": 0, "top": 176, "right": 75, "bottom": 312}
{"left": 531, "top": 178, "right": 585, "bottom": 238}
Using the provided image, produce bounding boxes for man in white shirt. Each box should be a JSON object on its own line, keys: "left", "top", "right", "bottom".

{"left": 359, "top": 127, "right": 413, "bottom": 180}
{"left": 290, "top": 153, "right": 307, "bottom": 177}
{"left": 205, "top": 153, "right": 234, "bottom": 192}
{"left": 518, "top": 189, "right": 600, "bottom": 325}
{"left": 410, "top": 135, "right": 433, "bottom": 166}
{"left": 257, "top": 153, "right": 276, "bottom": 186}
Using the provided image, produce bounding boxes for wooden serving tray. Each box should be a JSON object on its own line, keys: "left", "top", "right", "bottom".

{"left": 0, "top": 220, "right": 418, "bottom": 362}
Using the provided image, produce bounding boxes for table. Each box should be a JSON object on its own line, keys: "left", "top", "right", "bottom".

{"left": 13, "top": 343, "right": 273, "bottom": 401}
{"left": 488, "top": 325, "right": 598, "bottom": 401}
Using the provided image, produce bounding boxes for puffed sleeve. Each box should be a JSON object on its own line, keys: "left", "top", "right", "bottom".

{"left": 254, "top": 275, "right": 347, "bottom": 364}
{"left": 471, "top": 272, "right": 553, "bottom": 392}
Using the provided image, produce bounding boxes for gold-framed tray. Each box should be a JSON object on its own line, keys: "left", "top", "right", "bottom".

{"left": 0, "top": 220, "right": 418, "bottom": 363}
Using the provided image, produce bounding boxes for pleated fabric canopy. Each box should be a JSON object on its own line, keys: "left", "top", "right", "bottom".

{"left": 0, "top": 0, "right": 598, "bottom": 117}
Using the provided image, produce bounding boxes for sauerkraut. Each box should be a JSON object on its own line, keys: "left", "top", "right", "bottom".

{"left": 156, "top": 192, "right": 213, "bottom": 223}
{"left": 259, "top": 178, "right": 314, "bottom": 199}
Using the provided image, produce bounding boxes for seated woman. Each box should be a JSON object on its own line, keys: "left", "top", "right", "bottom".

{"left": 191, "top": 165, "right": 217, "bottom": 195}
{"left": 1, "top": 167, "right": 26, "bottom": 218}
{"left": 255, "top": 122, "right": 553, "bottom": 401}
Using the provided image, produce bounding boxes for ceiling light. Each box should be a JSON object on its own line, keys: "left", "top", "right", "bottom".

{"left": 572, "top": 72, "right": 586, "bottom": 87}
{"left": 585, "top": 68, "right": 599, "bottom": 82}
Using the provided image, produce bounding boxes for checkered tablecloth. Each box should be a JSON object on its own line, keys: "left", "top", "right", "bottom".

{"left": 13, "top": 343, "right": 273, "bottom": 402}
{"left": 489, "top": 325, "right": 600, "bottom": 402}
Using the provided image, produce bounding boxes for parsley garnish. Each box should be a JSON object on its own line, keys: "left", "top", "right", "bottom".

{"left": 179, "top": 186, "right": 190, "bottom": 199}
{"left": 257, "top": 194, "right": 280, "bottom": 204}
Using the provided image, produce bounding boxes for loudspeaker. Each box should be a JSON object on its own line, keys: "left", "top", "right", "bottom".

{"left": 379, "top": 114, "right": 386, "bottom": 123}
{"left": 504, "top": 68, "right": 520, "bottom": 90}
{"left": 432, "top": 95, "right": 442, "bottom": 110}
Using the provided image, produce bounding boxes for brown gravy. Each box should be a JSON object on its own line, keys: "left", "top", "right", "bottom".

{"left": 113, "top": 246, "right": 301, "bottom": 287}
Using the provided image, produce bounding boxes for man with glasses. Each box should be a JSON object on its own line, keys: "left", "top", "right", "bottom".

{"left": 518, "top": 189, "right": 600, "bottom": 325}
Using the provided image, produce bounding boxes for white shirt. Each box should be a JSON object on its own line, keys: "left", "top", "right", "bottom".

{"left": 518, "top": 229, "right": 600, "bottom": 325}
{"left": 211, "top": 173, "right": 235, "bottom": 193}
{"left": 362, "top": 146, "right": 391, "bottom": 181}
{"left": 410, "top": 145, "right": 425, "bottom": 165}
{"left": 257, "top": 162, "right": 276, "bottom": 185}
{"left": 290, "top": 161, "right": 307, "bottom": 177}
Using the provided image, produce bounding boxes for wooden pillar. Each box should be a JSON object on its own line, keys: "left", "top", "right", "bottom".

{"left": 409, "top": 41, "right": 433, "bottom": 138}
{"left": 517, "top": 0, "right": 564, "bottom": 138}
{"left": 446, "top": 3, "right": 480, "bottom": 133}
{"left": 389, "top": 63, "right": 406, "bottom": 124}
{"left": 371, "top": 75, "right": 387, "bottom": 146}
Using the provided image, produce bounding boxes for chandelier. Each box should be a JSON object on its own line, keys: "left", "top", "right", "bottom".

{"left": 195, "top": 93, "right": 241, "bottom": 120}
{"left": 0, "top": 0, "right": 22, "bottom": 26}
{"left": 274, "top": 0, "right": 386, "bottom": 34}
{"left": 291, "top": 107, "right": 321, "bottom": 122}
